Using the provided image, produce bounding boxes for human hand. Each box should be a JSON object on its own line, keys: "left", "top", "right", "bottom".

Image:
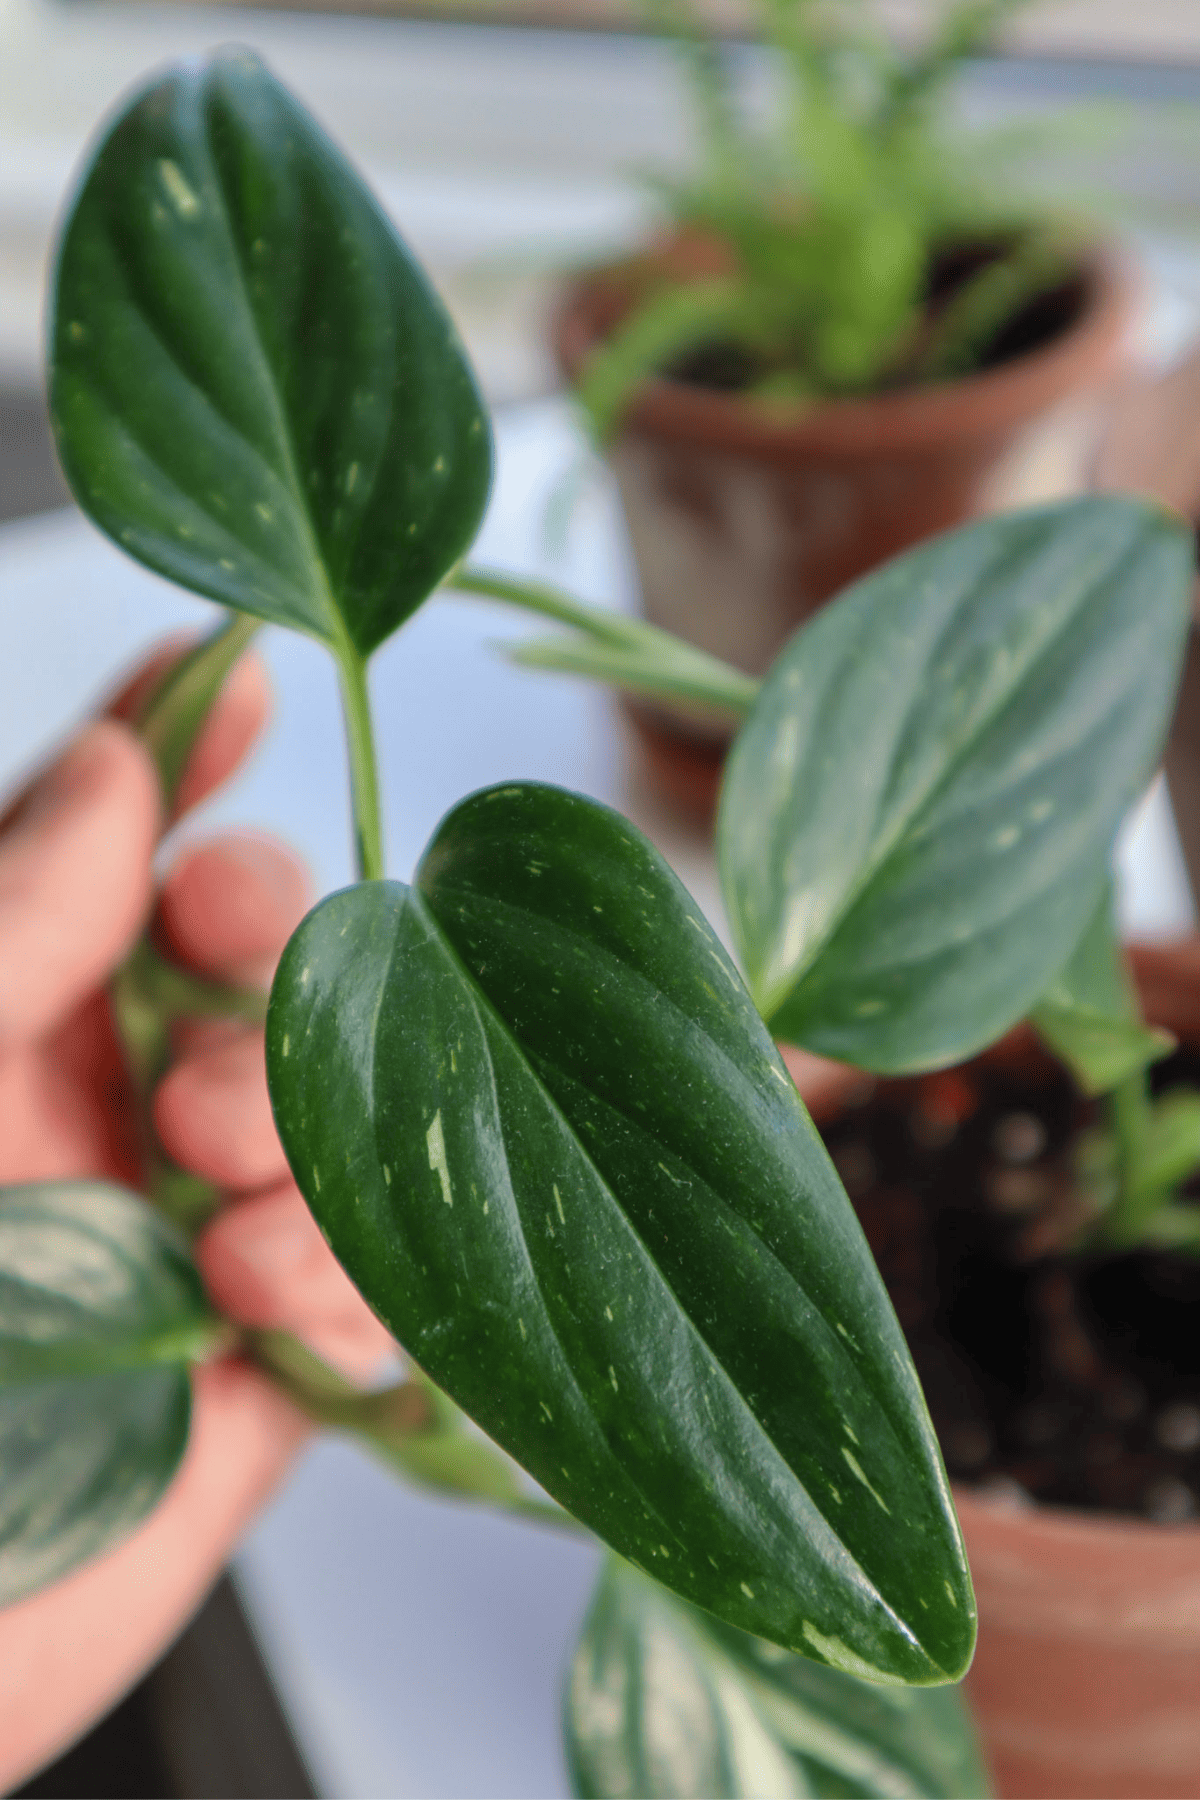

{"left": 0, "top": 640, "right": 391, "bottom": 1790}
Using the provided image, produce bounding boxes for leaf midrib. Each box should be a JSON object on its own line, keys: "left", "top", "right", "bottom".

{"left": 188, "top": 94, "right": 349, "bottom": 655}
{"left": 406, "top": 892, "right": 934, "bottom": 1663}
{"left": 421, "top": 871, "right": 940, "bottom": 1483}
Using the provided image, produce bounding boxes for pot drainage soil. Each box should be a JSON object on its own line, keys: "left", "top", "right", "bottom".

{"left": 821, "top": 1046, "right": 1200, "bottom": 1522}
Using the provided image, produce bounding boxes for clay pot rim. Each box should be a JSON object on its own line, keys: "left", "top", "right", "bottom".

{"left": 952, "top": 1477, "right": 1200, "bottom": 1550}
{"left": 552, "top": 239, "right": 1139, "bottom": 459}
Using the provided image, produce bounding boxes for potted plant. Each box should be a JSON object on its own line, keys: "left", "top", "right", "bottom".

{"left": 3, "top": 48, "right": 1194, "bottom": 1799}
{"left": 552, "top": 0, "right": 1137, "bottom": 818}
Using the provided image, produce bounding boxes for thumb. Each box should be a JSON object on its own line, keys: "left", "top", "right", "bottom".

{"left": 0, "top": 722, "right": 160, "bottom": 1049}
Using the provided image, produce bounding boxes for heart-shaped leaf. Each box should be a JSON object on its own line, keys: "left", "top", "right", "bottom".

{"left": 267, "top": 783, "right": 973, "bottom": 1684}
{"left": 718, "top": 498, "right": 1192, "bottom": 1073}
{"left": 50, "top": 51, "right": 491, "bottom": 656}
{"left": 1031, "top": 883, "right": 1173, "bottom": 1096}
{"left": 0, "top": 1182, "right": 216, "bottom": 1604}
{"left": 567, "top": 1557, "right": 991, "bottom": 1799}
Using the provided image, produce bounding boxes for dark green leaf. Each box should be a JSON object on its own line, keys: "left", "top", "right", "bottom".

{"left": 566, "top": 1557, "right": 991, "bottom": 1799}
{"left": 719, "top": 498, "right": 1192, "bottom": 1072}
{"left": 0, "top": 1181, "right": 216, "bottom": 1604}
{"left": 51, "top": 50, "right": 491, "bottom": 656}
{"left": 1032, "top": 884, "right": 1173, "bottom": 1096}
{"left": 267, "top": 783, "right": 973, "bottom": 1683}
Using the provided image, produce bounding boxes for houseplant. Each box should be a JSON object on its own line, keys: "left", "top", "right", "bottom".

{"left": 3, "top": 47, "right": 1194, "bottom": 1797}
{"left": 552, "top": 0, "right": 1137, "bottom": 817}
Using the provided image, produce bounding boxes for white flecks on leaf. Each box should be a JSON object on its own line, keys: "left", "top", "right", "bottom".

{"left": 158, "top": 159, "right": 199, "bottom": 217}
{"left": 426, "top": 1111, "right": 452, "bottom": 1207}
{"left": 842, "top": 1448, "right": 890, "bottom": 1514}
{"left": 800, "top": 1623, "right": 906, "bottom": 1686}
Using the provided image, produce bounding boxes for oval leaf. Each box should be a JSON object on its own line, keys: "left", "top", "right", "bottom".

{"left": 567, "top": 1557, "right": 990, "bottom": 1800}
{"left": 0, "top": 1181, "right": 214, "bottom": 1604}
{"left": 267, "top": 783, "right": 973, "bottom": 1684}
{"left": 50, "top": 50, "right": 492, "bottom": 655}
{"left": 718, "top": 498, "right": 1193, "bottom": 1072}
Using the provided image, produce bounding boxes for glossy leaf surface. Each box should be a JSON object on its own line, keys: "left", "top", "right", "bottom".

{"left": 268, "top": 783, "right": 973, "bottom": 1683}
{"left": 1032, "top": 884, "right": 1173, "bottom": 1096}
{"left": 719, "top": 498, "right": 1192, "bottom": 1072}
{"left": 567, "top": 1558, "right": 991, "bottom": 1799}
{"left": 51, "top": 51, "right": 491, "bottom": 655}
{"left": 0, "top": 1182, "right": 214, "bottom": 1604}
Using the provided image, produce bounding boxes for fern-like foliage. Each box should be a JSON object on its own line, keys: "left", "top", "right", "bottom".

{"left": 580, "top": 0, "right": 1074, "bottom": 437}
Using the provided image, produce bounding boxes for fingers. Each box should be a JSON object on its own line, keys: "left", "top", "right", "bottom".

{"left": 0, "top": 723, "right": 159, "bottom": 1050}
{"left": 198, "top": 1181, "right": 396, "bottom": 1381}
{"left": 155, "top": 834, "right": 310, "bottom": 990}
{"left": 107, "top": 636, "right": 271, "bottom": 821}
{"left": 155, "top": 1028, "right": 288, "bottom": 1192}
{"left": 0, "top": 1360, "right": 307, "bottom": 1795}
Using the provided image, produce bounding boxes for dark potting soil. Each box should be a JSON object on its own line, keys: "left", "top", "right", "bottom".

{"left": 819, "top": 1045, "right": 1200, "bottom": 1521}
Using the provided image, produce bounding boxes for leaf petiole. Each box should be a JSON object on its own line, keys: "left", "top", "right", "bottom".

{"left": 449, "top": 565, "right": 759, "bottom": 718}
{"left": 249, "top": 1331, "right": 586, "bottom": 1531}
{"left": 335, "top": 647, "right": 386, "bottom": 882}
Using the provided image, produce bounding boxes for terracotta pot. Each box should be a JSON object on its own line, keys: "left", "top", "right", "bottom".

{"left": 956, "top": 1487, "right": 1200, "bottom": 1798}
{"left": 781, "top": 939, "right": 1200, "bottom": 1800}
{"left": 554, "top": 239, "right": 1139, "bottom": 821}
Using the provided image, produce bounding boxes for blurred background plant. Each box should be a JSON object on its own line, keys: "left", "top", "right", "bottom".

{"left": 577, "top": 0, "right": 1089, "bottom": 437}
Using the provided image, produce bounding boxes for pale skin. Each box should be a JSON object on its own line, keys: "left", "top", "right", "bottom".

{"left": 0, "top": 643, "right": 391, "bottom": 1792}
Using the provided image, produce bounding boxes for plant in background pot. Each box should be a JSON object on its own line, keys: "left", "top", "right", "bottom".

{"left": 2, "top": 46, "right": 1194, "bottom": 1800}
{"left": 552, "top": 0, "right": 1137, "bottom": 819}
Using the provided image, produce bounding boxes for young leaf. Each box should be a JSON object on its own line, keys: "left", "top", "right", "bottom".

{"left": 1135, "top": 1091, "right": 1200, "bottom": 1199}
{"left": 51, "top": 50, "right": 491, "bottom": 657}
{"left": 1032, "top": 883, "right": 1174, "bottom": 1096}
{"left": 566, "top": 1557, "right": 991, "bottom": 1800}
{"left": 0, "top": 1182, "right": 217, "bottom": 1604}
{"left": 719, "top": 497, "right": 1193, "bottom": 1073}
{"left": 267, "top": 783, "right": 974, "bottom": 1685}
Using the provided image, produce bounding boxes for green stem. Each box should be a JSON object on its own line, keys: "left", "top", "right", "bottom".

{"left": 109, "top": 614, "right": 267, "bottom": 1234}
{"left": 336, "top": 648, "right": 385, "bottom": 881}
{"left": 139, "top": 613, "right": 261, "bottom": 810}
{"left": 1102, "top": 1068, "right": 1155, "bottom": 1246}
{"left": 450, "top": 565, "right": 760, "bottom": 718}
{"left": 454, "top": 566, "right": 637, "bottom": 642}
{"left": 248, "top": 1331, "right": 588, "bottom": 1535}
